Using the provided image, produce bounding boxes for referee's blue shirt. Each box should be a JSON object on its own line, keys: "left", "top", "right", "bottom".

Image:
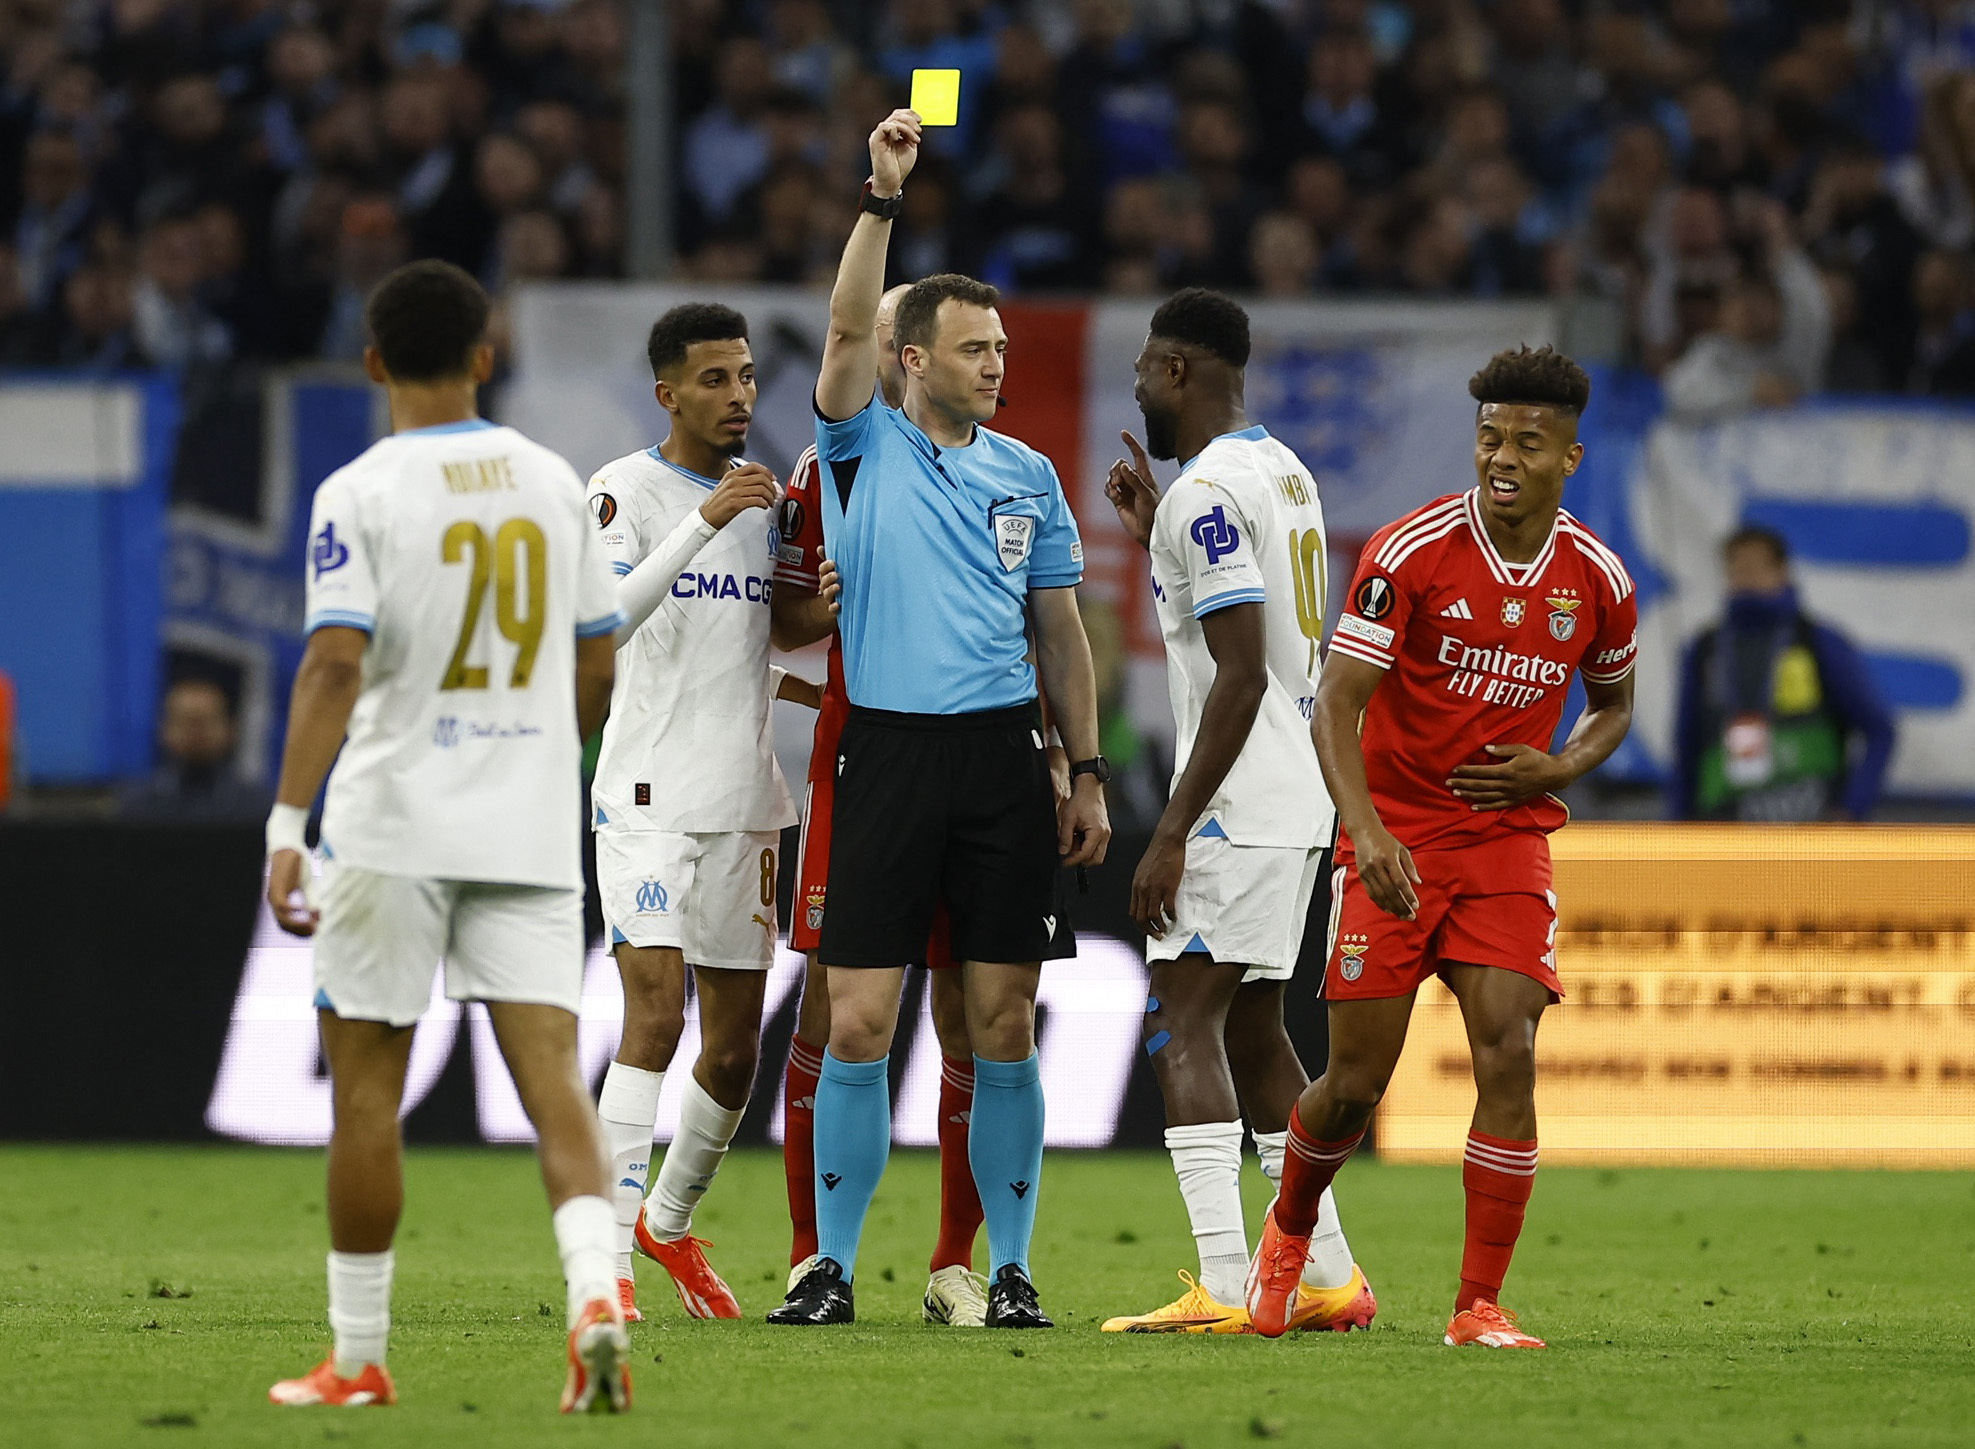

{"left": 817, "top": 392, "right": 1083, "bottom": 714}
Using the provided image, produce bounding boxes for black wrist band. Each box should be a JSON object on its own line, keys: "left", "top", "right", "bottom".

{"left": 859, "top": 180, "right": 903, "bottom": 220}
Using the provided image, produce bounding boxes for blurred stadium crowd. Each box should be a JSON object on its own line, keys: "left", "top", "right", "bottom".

{"left": 3, "top": 0, "right": 1975, "bottom": 400}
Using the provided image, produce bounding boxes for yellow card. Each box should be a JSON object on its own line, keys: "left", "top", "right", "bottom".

{"left": 910, "top": 68, "right": 961, "bottom": 126}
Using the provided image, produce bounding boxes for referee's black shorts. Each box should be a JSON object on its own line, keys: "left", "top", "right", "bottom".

{"left": 820, "top": 702, "right": 1070, "bottom": 968}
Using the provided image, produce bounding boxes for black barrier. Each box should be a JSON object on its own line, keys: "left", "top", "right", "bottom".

{"left": 0, "top": 822, "right": 1334, "bottom": 1145}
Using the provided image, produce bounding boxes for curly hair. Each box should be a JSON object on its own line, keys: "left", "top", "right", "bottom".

{"left": 365, "top": 260, "right": 489, "bottom": 382}
{"left": 1148, "top": 287, "right": 1251, "bottom": 368}
{"left": 1468, "top": 344, "right": 1592, "bottom": 418}
{"left": 647, "top": 302, "right": 749, "bottom": 380}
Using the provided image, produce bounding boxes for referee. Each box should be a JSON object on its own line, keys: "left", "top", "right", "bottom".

{"left": 767, "top": 109, "right": 1110, "bottom": 1329}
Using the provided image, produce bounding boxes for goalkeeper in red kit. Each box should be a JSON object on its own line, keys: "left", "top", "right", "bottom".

{"left": 1245, "top": 346, "right": 1638, "bottom": 1349}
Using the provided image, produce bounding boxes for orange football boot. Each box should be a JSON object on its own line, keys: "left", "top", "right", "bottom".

{"left": 1244, "top": 1206, "right": 1311, "bottom": 1340}
{"left": 1287, "top": 1264, "right": 1378, "bottom": 1332}
{"left": 268, "top": 1358, "right": 397, "bottom": 1407}
{"left": 632, "top": 1211, "right": 741, "bottom": 1319}
{"left": 560, "top": 1297, "right": 632, "bottom": 1414}
{"left": 616, "top": 1276, "right": 643, "bottom": 1323}
{"left": 1445, "top": 1300, "right": 1547, "bottom": 1349}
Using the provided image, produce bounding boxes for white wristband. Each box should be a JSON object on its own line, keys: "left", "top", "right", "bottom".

{"left": 1045, "top": 726, "right": 1063, "bottom": 749}
{"left": 265, "top": 802, "right": 310, "bottom": 858}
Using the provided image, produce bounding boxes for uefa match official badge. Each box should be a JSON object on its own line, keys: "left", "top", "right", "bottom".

{"left": 1500, "top": 597, "right": 1526, "bottom": 627}
{"left": 995, "top": 514, "right": 1035, "bottom": 570}
{"left": 1546, "top": 591, "right": 1582, "bottom": 641}
{"left": 1338, "top": 935, "right": 1369, "bottom": 981}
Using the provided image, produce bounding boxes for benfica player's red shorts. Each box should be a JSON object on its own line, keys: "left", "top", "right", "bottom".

{"left": 1325, "top": 831, "right": 1562, "bottom": 1002}
{"left": 790, "top": 699, "right": 954, "bottom": 967}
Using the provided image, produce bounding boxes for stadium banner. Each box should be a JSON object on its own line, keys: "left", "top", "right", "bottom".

{"left": 0, "top": 373, "right": 179, "bottom": 782}
{"left": 166, "top": 370, "right": 379, "bottom": 785}
{"left": 1602, "top": 395, "right": 1975, "bottom": 798}
{"left": 1378, "top": 823, "right": 1975, "bottom": 1167}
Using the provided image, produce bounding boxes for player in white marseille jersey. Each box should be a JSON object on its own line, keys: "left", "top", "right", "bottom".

{"left": 1100, "top": 290, "right": 1374, "bottom": 1334}
{"left": 585, "top": 303, "right": 840, "bottom": 1324}
{"left": 262, "top": 261, "right": 631, "bottom": 1413}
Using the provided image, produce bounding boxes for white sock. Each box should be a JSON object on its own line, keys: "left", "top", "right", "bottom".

{"left": 645, "top": 1071, "right": 746, "bottom": 1241}
{"left": 327, "top": 1250, "right": 393, "bottom": 1376}
{"left": 1304, "top": 1186, "right": 1358, "bottom": 1290}
{"left": 597, "top": 1062, "right": 664, "bottom": 1279}
{"left": 1252, "top": 1127, "right": 1287, "bottom": 1188}
{"left": 1253, "top": 1128, "right": 1356, "bottom": 1290}
{"left": 552, "top": 1194, "right": 618, "bottom": 1328}
{"left": 1165, "top": 1120, "right": 1248, "bottom": 1305}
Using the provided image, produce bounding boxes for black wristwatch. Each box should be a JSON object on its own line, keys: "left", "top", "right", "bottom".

{"left": 859, "top": 180, "right": 904, "bottom": 220}
{"left": 1070, "top": 755, "right": 1112, "bottom": 785}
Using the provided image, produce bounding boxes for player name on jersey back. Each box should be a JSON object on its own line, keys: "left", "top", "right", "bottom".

{"left": 1329, "top": 488, "right": 1638, "bottom": 854}
{"left": 1147, "top": 425, "right": 1335, "bottom": 850}
{"left": 305, "top": 421, "right": 624, "bottom": 890}
{"left": 587, "top": 447, "right": 795, "bottom": 834}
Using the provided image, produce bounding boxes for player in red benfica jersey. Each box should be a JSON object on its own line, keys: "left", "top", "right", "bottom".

{"left": 1245, "top": 346, "right": 1638, "bottom": 1349}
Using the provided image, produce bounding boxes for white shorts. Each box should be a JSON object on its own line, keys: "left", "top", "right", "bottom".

{"left": 597, "top": 827, "right": 781, "bottom": 970}
{"left": 312, "top": 865, "right": 585, "bottom": 1028}
{"left": 1144, "top": 835, "right": 1323, "bottom": 982}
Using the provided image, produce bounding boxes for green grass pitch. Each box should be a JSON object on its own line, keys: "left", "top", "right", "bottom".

{"left": 2, "top": 1146, "right": 1969, "bottom": 1448}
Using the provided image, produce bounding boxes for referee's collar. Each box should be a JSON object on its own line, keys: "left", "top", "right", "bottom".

{"left": 646, "top": 445, "right": 724, "bottom": 491}
{"left": 889, "top": 404, "right": 979, "bottom": 486}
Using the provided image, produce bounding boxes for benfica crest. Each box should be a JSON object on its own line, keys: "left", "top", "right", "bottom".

{"left": 1338, "top": 934, "right": 1369, "bottom": 981}
{"left": 1500, "top": 597, "right": 1526, "bottom": 627}
{"left": 1546, "top": 594, "right": 1581, "bottom": 641}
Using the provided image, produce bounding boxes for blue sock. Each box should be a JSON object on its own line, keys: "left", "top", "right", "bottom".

{"left": 969, "top": 1053, "right": 1044, "bottom": 1276}
{"left": 813, "top": 1051, "right": 890, "bottom": 1281}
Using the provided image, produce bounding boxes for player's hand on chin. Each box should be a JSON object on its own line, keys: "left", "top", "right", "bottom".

{"left": 267, "top": 849, "right": 319, "bottom": 937}
{"left": 1447, "top": 743, "right": 1570, "bottom": 812}
{"left": 1130, "top": 829, "right": 1184, "bottom": 938}
{"left": 1355, "top": 825, "right": 1420, "bottom": 920}
{"left": 700, "top": 463, "right": 780, "bottom": 528}
{"left": 1058, "top": 778, "right": 1111, "bottom": 868}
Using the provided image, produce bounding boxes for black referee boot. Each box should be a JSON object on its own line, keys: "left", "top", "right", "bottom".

{"left": 984, "top": 1265, "right": 1053, "bottom": 1328}
{"left": 766, "top": 1257, "right": 855, "bottom": 1325}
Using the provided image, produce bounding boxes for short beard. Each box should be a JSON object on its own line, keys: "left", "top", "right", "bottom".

{"left": 717, "top": 429, "right": 748, "bottom": 458}
{"left": 1141, "top": 404, "right": 1180, "bottom": 461}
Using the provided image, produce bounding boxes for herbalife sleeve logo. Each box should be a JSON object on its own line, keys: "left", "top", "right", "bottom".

{"left": 1189, "top": 505, "right": 1240, "bottom": 564}
{"left": 311, "top": 521, "right": 350, "bottom": 579}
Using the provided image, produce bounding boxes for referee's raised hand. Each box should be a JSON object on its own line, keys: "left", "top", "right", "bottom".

{"left": 698, "top": 461, "right": 780, "bottom": 528}
{"left": 869, "top": 109, "right": 921, "bottom": 195}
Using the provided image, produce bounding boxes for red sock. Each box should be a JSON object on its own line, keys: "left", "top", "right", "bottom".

{"left": 1458, "top": 1132, "right": 1538, "bottom": 1311}
{"left": 1274, "top": 1104, "right": 1365, "bottom": 1237}
{"left": 783, "top": 1035, "right": 824, "bottom": 1267}
{"left": 929, "top": 1054, "right": 983, "bottom": 1271}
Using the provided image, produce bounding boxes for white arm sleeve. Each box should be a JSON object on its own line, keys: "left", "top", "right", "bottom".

{"left": 615, "top": 509, "right": 719, "bottom": 643}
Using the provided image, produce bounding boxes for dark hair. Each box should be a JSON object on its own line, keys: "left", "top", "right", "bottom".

{"left": 1468, "top": 343, "right": 1592, "bottom": 418}
{"left": 1148, "top": 287, "right": 1251, "bottom": 367}
{"left": 893, "top": 273, "right": 1000, "bottom": 353}
{"left": 1725, "top": 523, "right": 1789, "bottom": 566}
{"left": 647, "top": 302, "right": 749, "bottom": 379}
{"left": 364, "top": 260, "right": 489, "bottom": 382}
